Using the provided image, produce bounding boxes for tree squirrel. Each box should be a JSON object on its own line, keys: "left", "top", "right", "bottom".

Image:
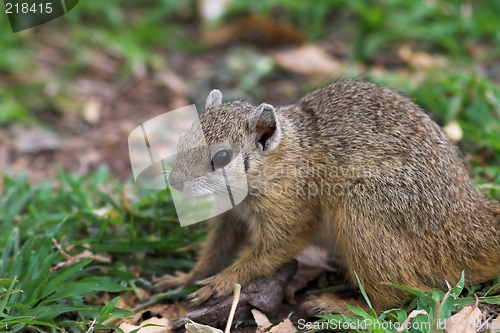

{"left": 155, "top": 81, "right": 500, "bottom": 315}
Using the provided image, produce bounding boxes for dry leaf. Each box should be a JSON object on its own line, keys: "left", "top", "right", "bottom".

{"left": 202, "top": 15, "right": 304, "bottom": 47}
{"left": 270, "top": 319, "right": 295, "bottom": 333}
{"left": 185, "top": 320, "right": 223, "bottom": 333}
{"left": 164, "top": 302, "right": 190, "bottom": 319}
{"left": 489, "top": 316, "right": 500, "bottom": 332}
{"left": 398, "top": 45, "right": 446, "bottom": 71}
{"left": 445, "top": 305, "right": 482, "bottom": 333}
{"left": 118, "top": 317, "right": 172, "bottom": 333}
{"left": 396, "top": 309, "right": 428, "bottom": 333}
{"left": 251, "top": 310, "right": 295, "bottom": 333}
{"left": 115, "top": 289, "right": 149, "bottom": 311}
{"left": 130, "top": 305, "right": 171, "bottom": 325}
{"left": 251, "top": 309, "right": 272, "bottom": 331}
{"left": 51, "top": 240, "right": 112, "bottom": 271}
{"left": 271, "top": 45, "right": 344, "bottom": 80}
{"left": 200, "top": 24, "right": 236, "bottom": 46}
{"left": 443, "top": 121, "right": 463, "bottom": 143}
{"left": 235, "top": 15, "right": 304, "bottom": 46}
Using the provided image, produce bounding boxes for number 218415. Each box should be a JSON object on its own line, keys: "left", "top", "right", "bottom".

{"left": 6, "top": 3, "right": 53, "bottom": 14}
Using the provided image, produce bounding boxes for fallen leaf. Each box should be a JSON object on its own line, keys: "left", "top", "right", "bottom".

{"left": 200, "top": 24, "right": 237, "bottom": 46}
{"left": 445, "top": 305, "right": 482, "bottom": 333}
{"left": 271, "top": 45, "right": 344, "bottom": 80}
{"left": 251, "top": 309, "right": 272, "bottom": 329}
{"left": 130, "top": 304, "right": 179, "bottom": 325}
{"left": 489, "top": 316, "right": 500, "bottom": 332}
{"left": 270, "top": 319, "right": 295, "bottom": 333}
{"left": 397, "top": 309, "right": 428, "bottom": 333}
{"left": 185, "top": 320, "right": 223, "bottom": 333}
{"left": 398, "top": 45, "right": 446, "bottom": 71}
{"left": 115, "top": 289, "right": 149, "bottom": 311}
{"left": 202, "top": 14, "right": 304, "bottom": 47}
{"left": 51, "top": 240, "right": 112, "bottom": 271}
{"left": 118, "top": 317, "right": 172, "bottom": 333}
{"left": 252, "top": 309, "right": 295, "bottom": 333}
{"left": 235, "top": 15, "right": 305, "bottom": 46}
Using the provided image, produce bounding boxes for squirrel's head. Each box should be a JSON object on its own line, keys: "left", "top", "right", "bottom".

{"left": 168, "top": 89, "right": 281, "bottom": 198}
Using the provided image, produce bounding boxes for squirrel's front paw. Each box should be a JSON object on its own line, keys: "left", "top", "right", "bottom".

{"left": 188, "top": 273, "right": 236, "bottom": 307}
{"left": 153, "top": 271, "right": 194, "bottom": 292}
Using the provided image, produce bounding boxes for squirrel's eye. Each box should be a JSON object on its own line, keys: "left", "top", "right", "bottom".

{"left": 211, "top": 149, "right": 232, "bottom": 170}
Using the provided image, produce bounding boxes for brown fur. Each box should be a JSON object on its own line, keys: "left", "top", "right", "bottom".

{"left": 155, "top": 81, "right": 500, "bottom": 315}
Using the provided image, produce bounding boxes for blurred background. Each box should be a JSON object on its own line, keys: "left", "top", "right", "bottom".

{"left": 1, "top": 0, "right": 499, "bottom": 186}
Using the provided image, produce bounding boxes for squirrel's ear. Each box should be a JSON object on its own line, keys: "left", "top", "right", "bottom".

{"left": 251, "top": 103, "right": 281, "bottom": 152}
{"left": 205, "top": 89, "right": 223, "bottom": 108}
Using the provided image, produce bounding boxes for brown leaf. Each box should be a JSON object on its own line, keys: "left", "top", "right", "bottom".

{"left": 252, "top": 309, "right": 295, "bottom": 333}
{"left": 118, "top": 317, "right": 173, "bottom": 333}
{"left": 202, "top": 14, "right": 304, "bottom": 47}
{"left": 445, "top": 305, "right": 482, "bottom": 333}
{"left": 51, "top": 240, "right": 112, "bottom": 271}
{"left": 185, "top": 320, "right": 223, "bottom": 333}
{"left": 489, "top": 316, "right": 500, "bottom": 332}
{"left": 269, "top": 319, "right": 296, "bottom": 333}
{"left": 235, "top": 15, "right": 305, "bottom": 46}
{"left": 115, "top": 289, "right": 149, "bottom": 311}
{"left": 398, "top": 45, "right": 446, "bottom": 71}
{"left": 251, "top": 309, "right": 272, "bottom": 331}
{"left": 201, "top": 24, "right": 236, "bottom": 46}
{"left": 271, "top": 45, "right": 344, "bottom": 80}
{"left": 396, "top": 309, "right": 428, "bottom": 333}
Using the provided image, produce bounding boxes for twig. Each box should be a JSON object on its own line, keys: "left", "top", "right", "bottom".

{"left": 85, "top": 318, "right": 96, "bottom": 333}
{"left": 225, "top": 284, "right": 241, "bottom": 333}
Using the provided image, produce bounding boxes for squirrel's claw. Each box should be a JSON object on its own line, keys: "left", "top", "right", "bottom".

{"left": 188, "top": 272, "right": 236, "bottom": 307}
{"left": 188, "top": 285, "right": 217, "bottom": 307}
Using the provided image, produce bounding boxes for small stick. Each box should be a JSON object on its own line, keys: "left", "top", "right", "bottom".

{"left": 225, "top": 284, "right": 241, "bottom": 333}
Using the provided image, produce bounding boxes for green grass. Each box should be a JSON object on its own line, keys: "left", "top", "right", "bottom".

{"left": 311, "top": 272, "right": 500, "bottom": 333}
{"left": 0, "top": 167, "right": 206, "bottom": 332}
